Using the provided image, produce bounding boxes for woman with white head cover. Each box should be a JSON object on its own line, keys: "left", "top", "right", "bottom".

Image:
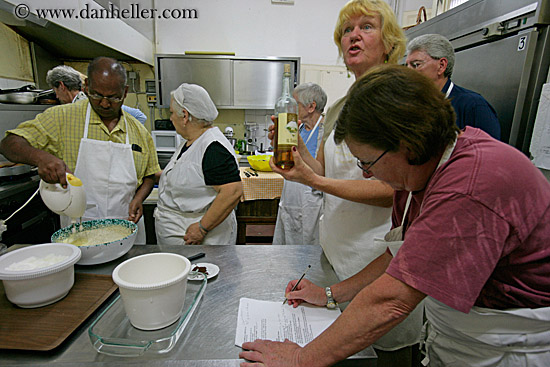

{"left": 155, "top": 83, "right": 243, "bottom": 246}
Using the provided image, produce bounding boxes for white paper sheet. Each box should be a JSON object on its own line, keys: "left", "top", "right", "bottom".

{"left": 530, "top": 83, "right": 550, "bottom": 169}
{"left": 235, "top": 297, "right": 341, "bottom": 347}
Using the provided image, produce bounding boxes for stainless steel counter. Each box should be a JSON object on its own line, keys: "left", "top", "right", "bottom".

{"left": 1, "top": 245, "right": 377, "bottom": 366}
{"left": 158, "top": 152, "right": 252, "bottom": 170}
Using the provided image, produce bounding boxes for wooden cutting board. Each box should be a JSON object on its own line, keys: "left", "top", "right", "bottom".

{"left": 0, "top": 272, "right": 117, "bottom": 351}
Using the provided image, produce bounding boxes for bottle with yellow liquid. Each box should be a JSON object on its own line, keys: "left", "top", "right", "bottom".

{"left": 274, "top": 64, "right": 298, "bottom": 170}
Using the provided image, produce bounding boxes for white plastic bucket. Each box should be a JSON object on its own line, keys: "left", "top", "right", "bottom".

{"left": 0, "top": 243, "right": 81, "bottom": 308}
{"left": 112, "top": 253, "right": 191, "bottom": 330}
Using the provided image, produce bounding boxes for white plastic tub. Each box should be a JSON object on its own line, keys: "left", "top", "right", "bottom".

{"left": 112, "top": 253, "right": 191, "bottom": 330}
{"left": 0, "top": 243, "right": 81, "bottom": 308}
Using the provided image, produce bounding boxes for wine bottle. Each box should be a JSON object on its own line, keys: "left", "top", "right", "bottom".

{"left": 274, "top": 64, "right": 298, "bottom": 170}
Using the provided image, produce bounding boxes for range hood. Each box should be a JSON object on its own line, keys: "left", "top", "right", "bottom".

{"left": 0, "top": 0, "right": 153, "bottom": 64}
{"left": 155, "top": 55, "right": 301, "bottom": 109}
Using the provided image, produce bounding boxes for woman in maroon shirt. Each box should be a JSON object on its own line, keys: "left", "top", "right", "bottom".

{"left": 239, "top": 65, "right": 550, "bottom": 367}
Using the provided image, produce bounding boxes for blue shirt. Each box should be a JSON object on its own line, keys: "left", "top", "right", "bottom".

{"left": 300, "top": 123, "right": 320, "bottom": 158}
{"left": 122, "top": 105, "right": 147, "bottom": 124}
{"left": 443, "top": 79, "right": 501, "bottom": 140}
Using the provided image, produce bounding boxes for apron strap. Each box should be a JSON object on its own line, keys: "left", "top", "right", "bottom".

{"left": 156, "top": 203, "right": 206, "bottom": 218}
{"left": 123, "top": 113, "right": 129, "bottom": 144}
{"left": 84, "top": 103, "right": 92, "bottom": 138}
{"left": 401, "top": 192, "right": 413, "bottom": 227}
{"left": 445, "top": 81, "right": 454, "bottom": 99}
{"left": 420, "top": 320, "right": 434, "bottom": 366}
{"left": 303, "top": 115, "right": 322, "bottom": 145}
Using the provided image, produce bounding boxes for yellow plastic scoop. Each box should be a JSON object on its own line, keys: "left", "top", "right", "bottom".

{"left": 67, "top": 173, "right": 83, "bottom": 186}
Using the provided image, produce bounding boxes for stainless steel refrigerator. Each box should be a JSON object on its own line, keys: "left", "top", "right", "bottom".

{"left": 405, "top": 0, "right": 550, "bottom": 155}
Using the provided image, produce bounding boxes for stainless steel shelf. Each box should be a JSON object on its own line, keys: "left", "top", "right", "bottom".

{"left": 0, "top": 103, "right": 53, "bottom": 111}
{"left": 0, "top": 174, "right": 40, "bottom": 201}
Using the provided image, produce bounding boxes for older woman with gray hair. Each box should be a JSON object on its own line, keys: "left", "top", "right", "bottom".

{"left": 292, "top": 83, "right": 327, "bottom": 154}
{"left": 273, "top": 82, "right": 326, "bottom": 246}
{"left": 155, "top": 83, "right": 243, "bottom": 246}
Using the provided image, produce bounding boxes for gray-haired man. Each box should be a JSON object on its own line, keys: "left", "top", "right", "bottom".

{"left": 406, "top": 33, "right": 501, "bottom": 139}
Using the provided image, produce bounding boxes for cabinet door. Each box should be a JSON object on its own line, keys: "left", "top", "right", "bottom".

{"left": 300, "top": 65, "right": 354, "bottom": 108}
{"left": 233, "top": 60, "right": 295, "bottom": 108}
{"left": 158, "top": 58, "right": 231, "bottom": 107}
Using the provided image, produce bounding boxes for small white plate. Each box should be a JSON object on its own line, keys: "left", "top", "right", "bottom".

{"left": 188, "top": 262, "right": 219, "bottom": 280}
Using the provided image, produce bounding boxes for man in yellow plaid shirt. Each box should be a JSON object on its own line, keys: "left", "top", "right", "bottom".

{"left": 0, "top": 57, "right": 160, "bottom": 244}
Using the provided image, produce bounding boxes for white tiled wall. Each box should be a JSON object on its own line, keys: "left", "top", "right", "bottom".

{"left": 244, "top": 109, "right": 274, "bottom": 152}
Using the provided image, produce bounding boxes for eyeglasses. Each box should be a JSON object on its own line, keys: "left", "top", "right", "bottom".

{"left": 407, "top": 57, "right": 441, "bottom": 70}
{"left": 356, "top": 149, "right": 389, "bottom": 174}
{"left": 87, "top": 93, "right": 123, "bottom": 104}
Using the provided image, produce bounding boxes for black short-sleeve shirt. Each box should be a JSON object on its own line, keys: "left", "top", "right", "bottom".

{"left": 177, "top": 141, "right": 241, "bottom": 185}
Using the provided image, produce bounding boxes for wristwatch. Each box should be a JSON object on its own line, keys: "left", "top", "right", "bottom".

{"left": 325, "top": 287, "right": 338, "bottom": 309}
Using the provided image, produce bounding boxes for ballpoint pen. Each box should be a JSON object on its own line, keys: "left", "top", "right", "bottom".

{"left": 282, "top": 264, "right": 311, "bottom": 305}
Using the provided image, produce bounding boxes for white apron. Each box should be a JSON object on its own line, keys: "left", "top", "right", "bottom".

{"left": 417, "top": 136, "right": 550, "bottom": 366}
{"left": 422, "top": 298, "right": 550, "bottom": 366}
{"left": 368, "top": 193, "right": 425, "bottom": 351}
{"left": 273, "top": 116, "right": 323, "bottom": 246}
{"left": 61, "top": 103, "right": 145, "bottom": 244}
{"left": 319, "top": 130, "right": 392, "bottom": 280}
{"left": 371, "top": 139, "right": 458, "bottom": 351}
{"left": 155, "top": 127, "right": 237, "bottom": 247}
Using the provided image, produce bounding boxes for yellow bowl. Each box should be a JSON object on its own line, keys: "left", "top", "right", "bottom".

{"left": 247, "top": 155, "right": 272, "bottom": 172}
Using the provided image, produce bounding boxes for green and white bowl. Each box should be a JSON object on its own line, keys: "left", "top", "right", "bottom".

{"left": 51, "top": 219, "right": 137, "bottom": 265}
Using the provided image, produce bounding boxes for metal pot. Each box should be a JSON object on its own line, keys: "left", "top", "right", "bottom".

{"left": 0, "top": 85, "right": 54, "bottom": 104}
{"left": 0, "top": 161, "right": 32, "bottom": 177}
